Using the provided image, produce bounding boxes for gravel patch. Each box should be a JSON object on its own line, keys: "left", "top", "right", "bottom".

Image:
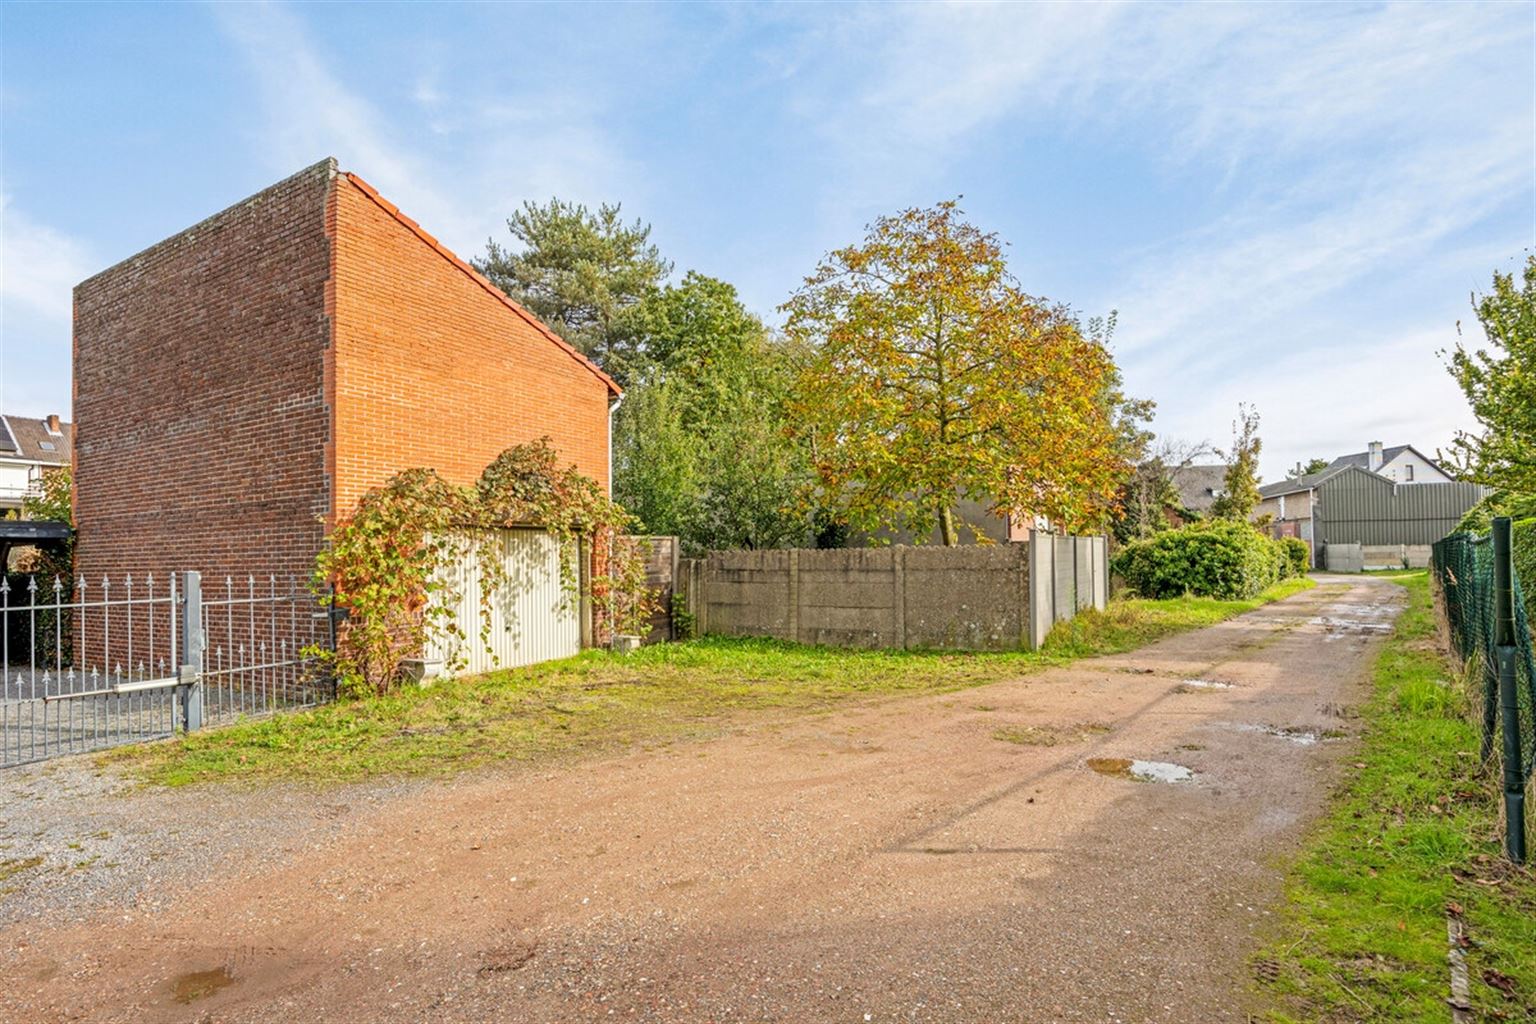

{"left": 0, "top": 752, "right": 428, "bottom": 927}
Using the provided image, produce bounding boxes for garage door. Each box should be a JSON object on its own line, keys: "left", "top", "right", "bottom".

{"left": 426, "top": 529, "right": 580, "bottom": 677}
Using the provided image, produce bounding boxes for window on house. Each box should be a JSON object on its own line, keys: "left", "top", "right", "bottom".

{"left": 38, "top": 441, "right": 56, "bottom": 451}
{"left": 1404, "top": 464, "right": 1414, "bottom": 481}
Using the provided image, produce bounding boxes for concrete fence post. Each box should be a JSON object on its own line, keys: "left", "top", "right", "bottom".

{"left": 892, "top": 546, "right": 907, "bottom": 649}
{"left": 787, "top": 548, "right": 800, "bottom": 643}
{"left": 179, "top": 570, "right": 203, "bottom": 732}
{"left": 668, "top": 538, "right": 681, "bottom": 641}
{"left": 1027, "top": 531, "right": 1051, "bottom": 650}
{"left": 1097, "top": 537, "right": 1109, "bottom": 609}
{"left": 1017, "top": 542, "right": 1030, "bottom": 650}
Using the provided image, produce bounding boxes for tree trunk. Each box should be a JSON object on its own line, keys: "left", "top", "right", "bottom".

{"left": 937, "top": 503, "right": 958, "bottom": 546}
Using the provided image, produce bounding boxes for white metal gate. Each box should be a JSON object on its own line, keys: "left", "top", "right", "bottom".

{"left": 426, "top": 529, "right": 580, "bottom": 677}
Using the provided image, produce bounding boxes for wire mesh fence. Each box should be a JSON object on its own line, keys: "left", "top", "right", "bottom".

{"left": 1432, "top": 520, "right": 1533, "bottom": 861}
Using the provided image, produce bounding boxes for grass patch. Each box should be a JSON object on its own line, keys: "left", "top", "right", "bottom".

{"left": 1260, "top": 571, "right": 1536, "bottom": 1021}
{"left": 0, "top": 856, "right": 44, "bottom": 883}
{"left": 105, "top": 578, "right": 1315, "bottom": 788}
{"left": 1042, "top": 576, "right": 1315, "bottom": 659}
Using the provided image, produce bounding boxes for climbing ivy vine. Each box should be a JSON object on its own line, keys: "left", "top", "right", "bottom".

{"left": 312, "top": 439, "right": 654, "bottom": 696}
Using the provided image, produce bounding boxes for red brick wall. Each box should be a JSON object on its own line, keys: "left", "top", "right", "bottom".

{"left": 329, "top": 175, "right": 614, "bottom": 516}
{"left": 70, "top": 161, "right": 614, "bottom": 669}
{"left": 72, "top": 159, "right": 335, "bottom": 596}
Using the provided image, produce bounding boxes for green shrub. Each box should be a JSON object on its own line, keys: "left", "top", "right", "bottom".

{"left": 1514, "top": 517, "right": 1536, "bottom": 607}
{"left": 1279, "top": 537, "right": 1310, "bottom": 578}
{"left": 1448, "top": 514, "right": 1536, "bottom": 623}
{"left": 1112, "top": 520, "right": 1288, "bottom": 600}
{"left": 1456, "top": 490, "right": 1536, "bottom": 533}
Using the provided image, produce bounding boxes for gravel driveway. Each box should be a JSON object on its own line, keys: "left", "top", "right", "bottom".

{"left": 0, "top": 576, "right": 1401, "bottom": 1023}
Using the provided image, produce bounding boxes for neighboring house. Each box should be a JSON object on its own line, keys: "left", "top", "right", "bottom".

{"left": 1257, "top": 445, "right": 1486, "bottom": 565}
{"left": 0, "top": 413, "right": 71, "bottom": 512}
{"left": 73, "top": 159, "right": 619, "bottom": 597}
{"left": 848, "top": 496, "right": 1035, "bottom": 547}
{"left": 1321, "top": 441, "right": 1454, "bottom": 484}
{"left": 1168, "top": 464, "right": 1227, "bottom": 519}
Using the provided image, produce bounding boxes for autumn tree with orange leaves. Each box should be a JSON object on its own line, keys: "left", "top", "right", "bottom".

{"left": 782, "top": 201, "right": 1131, "bottom": 545}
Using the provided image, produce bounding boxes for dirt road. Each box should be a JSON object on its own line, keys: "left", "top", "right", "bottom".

{"left": 1, "top": 577, "right": 1402, "bottom": 1023}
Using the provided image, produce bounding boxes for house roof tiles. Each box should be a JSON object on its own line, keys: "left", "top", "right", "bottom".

{"left": 0, "top": 415, "right": 71, "bottom": 466}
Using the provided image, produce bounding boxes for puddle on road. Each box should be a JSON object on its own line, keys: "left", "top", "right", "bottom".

{"left": 1309, "top": 602, "right": 1397, "bottom": 641}
{"left": 1087, "top": 757, "right": 1194, "bottom": 783}
{"left": 1233, "top": 723, "right": 1333, "bottom": 745}
{"left": 171, "top": 966, "right": 237, "bottom": 1004}
{"left": 1175, "top": 678, "right": 1234, "bottom": 693}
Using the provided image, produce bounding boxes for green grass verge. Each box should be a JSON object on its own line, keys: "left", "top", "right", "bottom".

{"left": 103, "top": 577, "right": 1315, "bottom": 788}
{"left": 1044, "top": 576, "right": 1315, "bottom": 659}
{"left": 1261, "top": 571, "right": 1536, "bottom": 1022}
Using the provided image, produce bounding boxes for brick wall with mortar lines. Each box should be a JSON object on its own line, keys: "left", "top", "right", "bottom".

{"left": 329, "top": 175, "right": 614, "bottom": 516}
{"left": 72, "top": 160, "right": 335, "bottom": 596}
{"left": 70, "top": 160, "right": 615, "bottom": 669}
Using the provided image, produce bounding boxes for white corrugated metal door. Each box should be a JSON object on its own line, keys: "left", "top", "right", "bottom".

{"left": 427, "top": 529, "right": 580, "bottom": 676}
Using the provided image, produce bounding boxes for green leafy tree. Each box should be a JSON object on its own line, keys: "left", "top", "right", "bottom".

{"left": 474, "top": 199, "right": 672, "bottom": 380}
{"left": 782, "top": 201, "right": 1128, "bottom": 544}
{"left": 688, "top": 373, "right": 809, "bottom": 550}
{"left": 1210, "top": 404, "right": 1263, "bottom": 521}
{"left": 613, "top": 273, "right": 810, "bottom": 551}
{"left": 21, "top": 466, "right": 72, "bottom": 525}
{"left": 612, "top": 378, "right": 701, "bottom": 540}
{"left": 1300, "top": 457, "right": 1330, "bottom": 476}
{"left": 1444, "top": 255, "right": 1536, "bottom": 495}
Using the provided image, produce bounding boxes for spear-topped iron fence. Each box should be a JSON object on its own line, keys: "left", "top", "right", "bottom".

{"left": 1432, "top": 517, "right": 1533, "bottom": 863}
{"left": 2, "top": 570, "right": 334, "bottom": 769}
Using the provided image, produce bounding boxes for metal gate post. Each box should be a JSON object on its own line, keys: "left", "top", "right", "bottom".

{"left": 1492, "top": 517, "right": 1526, "bottom": 864}
{"left": 180, "top": 570, "right": 204, "bottom": 733}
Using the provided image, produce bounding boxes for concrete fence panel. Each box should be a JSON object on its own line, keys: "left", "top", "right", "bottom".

{"left": 680, "top": 532, "right": 1107, "bottom": 653}
{"left": 901, "top": 544, "right": 1030, "bottom": 650}
{"left": 1323, "top": 543, "right": 1364, "bottom": 573}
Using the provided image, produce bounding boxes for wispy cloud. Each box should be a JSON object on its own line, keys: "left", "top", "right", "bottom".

{"left": 0, "top": 193, "right": 92, "bottom": 414}
{"left": 210, "top": 2, "right": 644, "bottom": 259}
{"left": 0, "top": 193, "right": 92, "bottom": 324}
{"left": 210, "top": 2, "right": 475, "bottom": 247}
{"left": 761, "top": 1, "right": 1532, "bottom": 475}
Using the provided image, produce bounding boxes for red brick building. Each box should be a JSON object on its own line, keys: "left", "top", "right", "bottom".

{"left": 73, "top": 158, "right": 620, "bottom": 589}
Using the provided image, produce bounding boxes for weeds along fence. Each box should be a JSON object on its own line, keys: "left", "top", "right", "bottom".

{"left": 1431, "top": 517, "right": 1533, "bottom": 863}
{"left": 2, "top": 570, "right": 334, "bottom": 769}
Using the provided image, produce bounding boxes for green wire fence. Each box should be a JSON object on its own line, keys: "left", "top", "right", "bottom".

{"left": 1432, "top": 517, "right": 1533, "bottom": 863}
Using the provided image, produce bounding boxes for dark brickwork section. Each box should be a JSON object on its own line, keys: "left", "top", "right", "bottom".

{"left": 73, "top": 159, "right": 336, "bottom": 594}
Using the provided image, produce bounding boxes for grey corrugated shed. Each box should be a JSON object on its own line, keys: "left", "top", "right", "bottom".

{"left": 1314, "top": 466, "right": 1487, "bottom": 547}
{"left": 1259, "top": 467, "right": 1346, "bottom": 499}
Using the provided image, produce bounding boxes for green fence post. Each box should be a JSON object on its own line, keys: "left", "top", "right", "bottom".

{"left": 1492, "top": 517, "right": 1526, "bottom": 864}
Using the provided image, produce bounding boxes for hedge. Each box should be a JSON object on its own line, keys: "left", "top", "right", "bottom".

{"left": 1515, "top": 518, "right": 1536, "bottom": 615}
{"left": 1279, "top": 537, "right": 1310, "bottom": 578}
{"left": 1112, "top": 520, "right": 1301, "bottom": 601}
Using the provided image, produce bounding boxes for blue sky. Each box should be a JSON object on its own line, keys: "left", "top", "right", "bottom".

{"left": 2, "top": 1, "right": 1532, "bottom": 480}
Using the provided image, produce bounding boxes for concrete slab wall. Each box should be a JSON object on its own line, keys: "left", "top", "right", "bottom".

{"left": 682, "top": 533, "right": 1108, "bottom": 652}
{"left": 1357, "top": 543, "right": 1434, "bottom": 570}
{"left": 1323, "top": 543, "right": 1364, "bottom": 573}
